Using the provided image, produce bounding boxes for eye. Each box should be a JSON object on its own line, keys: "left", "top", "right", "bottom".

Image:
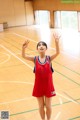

{"left": 38, "top": 43, "right": 41, "bottom": 46}
{"left": 42, "top": 43, "right": 45, "bottom": 46}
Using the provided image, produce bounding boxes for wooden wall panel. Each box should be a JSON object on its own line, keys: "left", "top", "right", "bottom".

{"left": 33, "top": 0, "right": 80, "bottom": 11}
{"left": 25, "top": 1, "right": 34, "bottom": 25}
{"left": 0, "top": 0, "right": 26, "bottom": 27}
{"left": 13, "top": 0, "right": 26, "bottom": 26}
{"left": 0, "top": 0, "right": 15, "bottom": 27}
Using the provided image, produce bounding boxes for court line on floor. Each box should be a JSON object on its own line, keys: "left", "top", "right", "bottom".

{"left": 54, "top": 61, "right": 80, "bottom": 76}
{"left": 0, "top": 45, "right": 33, "bottom": 70}
{"left": 59, "top": 97, "right": 63, "bottom": 105}
{"left": 55, "top": 69, "right": 80, "bottom": 86}
{"left": 54, "top": 112, "right": 61, "bottom": 120}
{"left": 68, "top": 116, "right": 80, "bottom": 120}
{"left": 0, "top": 52, "right": 10, "bottom": 64}
{"left": 13, "top": 32, "right": 37, "bottom": 43}
{"left": 57, "top": 92, "right": 79, "bottom": 105}
{"left": 0, "top": 97, "right": 33, "bottom": 105}
{"left": 63, "top": 92, "right": 80, "bottom": 104}
{"left": 0, "top": 81, "right": 33, "bottom": 84}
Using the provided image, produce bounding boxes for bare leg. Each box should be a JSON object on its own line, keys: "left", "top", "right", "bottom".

{"left": 45, "top": 97, "right": 52, "bottom": 120}
{"left": 37, "top": 96, "right": 45, "bottom": 120}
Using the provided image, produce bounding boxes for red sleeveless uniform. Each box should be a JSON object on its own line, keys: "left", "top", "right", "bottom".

{"left": 32, "top": 56, "right": 56, "bottom": 97}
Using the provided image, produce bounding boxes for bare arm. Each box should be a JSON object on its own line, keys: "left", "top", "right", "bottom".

{"left": 22, "top": 40, "right": 34, "bottom": 62}
{"left": 50, "top": 33, "right": 60, "bottom": 61}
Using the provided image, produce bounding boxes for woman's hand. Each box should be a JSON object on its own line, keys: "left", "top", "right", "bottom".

{"left": 22, "top": 40, "right": 30, "bottom": 49}
{"left": 53, "top": 32, "right": 61, "bottom": 43}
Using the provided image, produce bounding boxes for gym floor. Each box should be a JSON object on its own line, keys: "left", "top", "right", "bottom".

{"left": 0, "top": 26, "right": 80, "bottom": 120}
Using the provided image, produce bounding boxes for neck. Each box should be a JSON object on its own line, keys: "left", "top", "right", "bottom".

{"left": 39, "top": 53, "right": 45, "bottom": 58}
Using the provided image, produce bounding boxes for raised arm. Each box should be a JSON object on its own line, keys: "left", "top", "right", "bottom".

{"left": 22, "top": 40, "right": 34, "bottom": 62}
{"left": 50, "top": 33, "right": 60, "bottom": 61}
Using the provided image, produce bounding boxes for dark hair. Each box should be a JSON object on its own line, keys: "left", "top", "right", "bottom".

{"left": 37, "top": 41, "right": 47, "bottom": 49}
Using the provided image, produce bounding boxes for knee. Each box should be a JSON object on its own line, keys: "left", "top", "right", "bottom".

{"left": 45, "top": 104, "right": 51, "bottom": 111}
{"left": 39, "top": 104, "right": 45, "bottom": 110}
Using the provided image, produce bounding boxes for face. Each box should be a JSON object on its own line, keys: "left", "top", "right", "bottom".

{"left": 37, "top": 42, "right": 47, "bottom": 54}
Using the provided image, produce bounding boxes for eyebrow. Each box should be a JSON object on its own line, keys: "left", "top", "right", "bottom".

{"left": 39, "top": 42, "right": 46, "bottom": 45}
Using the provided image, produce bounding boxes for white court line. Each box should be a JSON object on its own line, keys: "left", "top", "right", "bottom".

{"left": 0, "top": 97, "right": 33, "bottom": 105}
{"left": 0, "top": 44, "right": 79, "bottom": 105}
{"left": 57, "top": 92, "right": 79, "bottom": 105}
{"left": 0, "top": 45, "right": 33, "bottom": 70}
{"left": 54, "top": 112, "right": 61, "bottom": 120}
{"left": 0, "top": 81, "right": 33, "bottom": 85}
{"left": 16, "top": 50, "right": 37, "bottom": 55}
{"left": 13, "top": 32, "right": 37, "bottom": 43}
{"left": 13, "top": 32, "right": 80, "bottom": 60}
{"left": 63, "top": 92, "right": 80, "bottom": 104}
{"left": 59, "top": 97, "right": 63, "bottom": 105}
{"left": 50, "top": 46, "right": 80, "bottom": 61}
{"left": 0, "top": 52, "right": 10, "bottom": 64}
{"left": 0, "top": 81, "right": 33, "bottom": 105}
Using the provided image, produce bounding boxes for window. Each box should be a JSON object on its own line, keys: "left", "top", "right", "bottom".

{"left": 34, "top": 10, "right": 50, "bottom": 26}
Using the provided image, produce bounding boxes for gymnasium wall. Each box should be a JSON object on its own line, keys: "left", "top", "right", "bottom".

{"left": 0, "top": 0, "right": 80, "bottom": 28}
{"left": 33, "top": 0, "right": 80, "bottom": 11}
{"left": 0, "top": 0, "right": 34, "bottom": 27}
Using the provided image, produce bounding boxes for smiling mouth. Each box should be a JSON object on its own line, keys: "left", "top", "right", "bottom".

{"left": 40, "top": 48, "right": 44, "bottom": 50}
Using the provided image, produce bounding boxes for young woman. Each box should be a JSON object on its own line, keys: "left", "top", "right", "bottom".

{"left": 22, "top": 33, "right": 60, "bottom": 120}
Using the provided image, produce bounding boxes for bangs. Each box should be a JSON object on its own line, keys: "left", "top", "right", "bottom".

{"left": 37, "top": 41, "right": 47, "bottom": 49}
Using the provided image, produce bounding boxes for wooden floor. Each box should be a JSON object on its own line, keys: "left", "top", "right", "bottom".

{"left": 0, "top": 26, "right": 80, "bottom": 120}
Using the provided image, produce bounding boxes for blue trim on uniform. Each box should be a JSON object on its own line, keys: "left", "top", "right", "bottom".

{"left": 38, "top": 56, "right": 47, "bottom": 64}
{"left": 46, "top": 56, "right": 54, "bottom": 73}
{"left": 33, "top": 56, "right": 36, "bottom": 73}
{"left": 33, "top": 56, "right": 54, "bottom": 73}
{"left": 51, "top": 63, "right": 54, "bottom": 72}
